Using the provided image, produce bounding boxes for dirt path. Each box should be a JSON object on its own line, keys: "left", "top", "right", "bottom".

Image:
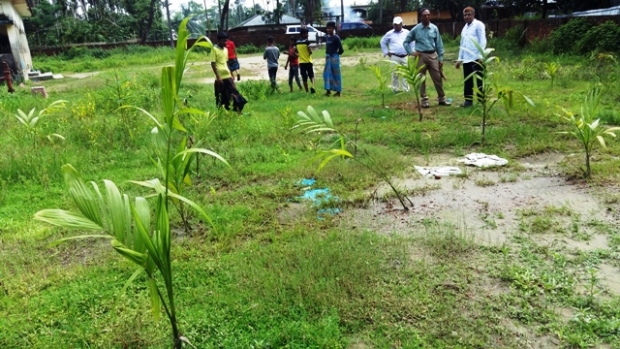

{"left": 198, "top": 49, "right": 379, "bottom": 84}
{"left": 62, "top": 49, "right": 379, "bottom": 85}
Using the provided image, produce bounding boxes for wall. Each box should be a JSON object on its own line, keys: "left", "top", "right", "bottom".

{"left": 0, "top": 0, "right": 32, "bottom": 80}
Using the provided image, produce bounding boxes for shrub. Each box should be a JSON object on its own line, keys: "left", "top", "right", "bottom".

{"left": 90, "top": 48, "right": 110, "bottom": 59}
{"left": 236, "top": 44, "right": 261, "bottom": 54}
{"left": 527, "top": 37, "right": 551, "bottom": 54}
{"left": 551, "top": 18, "right": 592, "bottom": 54}
{"left": 236, "top": 80, "right": 271, "bottom": 101}
{"left": 577, "top": 21, "right": 620, "bottom": 54}
{"left": 345, "top": 36, "right": 380, "bottom": 50}
{"left": 64, "top": 46, "right": 90, "bottom": 60}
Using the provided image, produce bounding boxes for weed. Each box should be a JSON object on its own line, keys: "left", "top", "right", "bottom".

{"left": 475, "top": 177, "right": 496, "bottom": 187}
{"left": 33, "top": 19, "right": 225, "bottom": 349}
{"left": 558, "top": 86, "right": 620, "bottom": 178}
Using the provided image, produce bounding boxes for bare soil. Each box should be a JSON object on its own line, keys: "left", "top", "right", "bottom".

{"left": 341, "top": 152, "right": 620, "bottom": 296}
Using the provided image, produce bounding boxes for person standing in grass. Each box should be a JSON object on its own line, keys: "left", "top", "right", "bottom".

{"left": 264, "top": 36, "right": 280, "bottom": 91}
{"left": 455, "top": 6, "right": 486, "bottom": 108}
{"left": 403, "top": 8, "right": 451, "bottom": 108}
{"left": 297, "top": 28, "right": 316, "bottom": 94}
{"left": 211, "top": 32, "right": 246, "bottom": 112}
{"left": 380, "top": 16, "right": 413, "bottom": 93}
{"left": 323, "top": 21, "right": 344, "bottom": 97}
{"left": 284, "top": 37, "right": 303, "bottom": 92}
{"left": 225, "top": 36, "right": 241, "bottom": 81}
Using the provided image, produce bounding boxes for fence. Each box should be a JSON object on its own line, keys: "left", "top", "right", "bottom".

{"left": 30, "top": 15, "right": 620, "bottom": 55}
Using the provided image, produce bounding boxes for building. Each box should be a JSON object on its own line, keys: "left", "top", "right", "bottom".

{"left": 0, "top": 0, "right": 33, "bottom": 80}
{"left": 394, "top": 10, "right": 453, "bottom": 26}
{"left": 230, "top": 14, "right": 303, "bottom": 31}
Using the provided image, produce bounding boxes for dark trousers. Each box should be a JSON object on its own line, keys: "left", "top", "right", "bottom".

{"left": 288, "top": 65, "right": 301, "bottom": 89}
{"left": 463, "top": 61, "right": 483, "bottom": 102}
{"left": 268, "top": 67, "right": 278, "bottom": 89}
{"left": 214, "top": 78, "right": 246, "bottom": 112}
{"left": 215, "top": 78, "right": 234, "bottom": 109}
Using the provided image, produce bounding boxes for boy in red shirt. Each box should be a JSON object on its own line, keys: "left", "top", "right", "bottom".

{"left": 225, "top": 37, "right": 241, "bottom": 81}
{"left": 284, "top": 37, "right": 302, "bottom": 92}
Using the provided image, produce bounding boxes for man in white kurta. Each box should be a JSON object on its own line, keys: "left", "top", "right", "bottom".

{"left": 455, "top": 6, "right": 487, "bottom": 108}
{"left": 380, "top": 16, "right": 414, "bottom": 93}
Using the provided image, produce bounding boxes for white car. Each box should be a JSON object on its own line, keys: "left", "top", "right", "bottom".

{"left": 285, "top": 25, "right": 326, "bottom": 44}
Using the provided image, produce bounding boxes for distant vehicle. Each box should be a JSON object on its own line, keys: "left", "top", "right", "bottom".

{"left": 338, "top": 21, "right": 373, "bottom": 36}
{"left": 285, "top": 25, "right": 326, "bottom": 44}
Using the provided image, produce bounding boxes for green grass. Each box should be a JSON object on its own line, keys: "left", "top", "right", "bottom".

{"left": 1, "top": 42, "right": 620, "bottom": 348}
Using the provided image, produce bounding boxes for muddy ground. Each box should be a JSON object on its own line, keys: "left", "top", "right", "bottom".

{"left": 341, "top": 152, "right": 620, "bottom": 296}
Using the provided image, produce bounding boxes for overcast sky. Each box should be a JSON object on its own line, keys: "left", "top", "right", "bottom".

{"left": 166, "top": 0, "right": 370, "bottom": 14}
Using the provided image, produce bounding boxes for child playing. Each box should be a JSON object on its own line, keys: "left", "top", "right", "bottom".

{"left": 225, "top": 37, "right": 241, "bottom": 81}
{"left": 323, "top": 21, "right": 344, "bottom": 97}
{"left": 211, "top": 32, "right": 246, "bottom": 112}
{"left": 284, "top": 37, "right": 302, "bottom": 92}
{"left": 296, "top": 28, "right": 316, "bottom": 94}
{"left": 263, "top": 36, "right": 280, "bottom": 91}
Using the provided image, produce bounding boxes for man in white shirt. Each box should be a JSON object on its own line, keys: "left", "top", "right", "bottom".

{"left": 455, "top": 6, "right": 487, "bottom": 108}
{"left": 380, "top": 16, "right": 414, "bottom": 93}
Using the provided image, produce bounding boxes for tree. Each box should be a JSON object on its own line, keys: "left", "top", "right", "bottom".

{"left": 262, "top": 0, "right": 285, "bottom": 25}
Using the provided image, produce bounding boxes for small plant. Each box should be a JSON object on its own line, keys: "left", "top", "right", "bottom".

{"left": 542, "top": 61, "right": 560, "bottom": 88}
{"left": 14, "top": 100, "right": 67, "bottom": 149}
{"left": 368, "top": 65, "right": 388, "bottom": 108}
{"left": 293, "top": 106, "right": 412, "bottom": 211}
{"left": 558, "top": 87, "right": 620, "bottom": 178}
{"left": 34, "top": 18, "right": 225, "bottom": 349}
{"left": 394, "top": 55, "right": 426, "bottom": 121}
{"left": 470, "top": 40, "right": 534, "bottom": 144}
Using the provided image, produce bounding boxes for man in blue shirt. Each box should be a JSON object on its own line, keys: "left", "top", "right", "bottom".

{"left": 403, "top": 8, "right": 451, "bottom": 108}
{"left": 455, "top": 6, "right": 487, "bottom": 108}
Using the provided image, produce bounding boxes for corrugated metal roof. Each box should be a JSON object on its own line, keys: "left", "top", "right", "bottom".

{"left": 235, "top": 14, "right": 301, "bottom": 28}
{"left": 572, "top": 5, "right": 620, "bottom": 17}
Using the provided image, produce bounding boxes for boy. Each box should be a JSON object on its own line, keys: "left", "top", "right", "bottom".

{"left": 284, "top": 37, "right": 303, "bottom": 92}
{"left": 296, "top": 28, "right": 316, "bottom": 94}
{"left": 225, "top": 37, "right": 241, "bottom": 81}
{"left": 263, "top": 36, "right": 280, "bottom": 91}
{"left": 323, "top": 21, "right": 344, "bottom": 96}
{"left": 211, "top": 32, "right": 246, "bottom": 112}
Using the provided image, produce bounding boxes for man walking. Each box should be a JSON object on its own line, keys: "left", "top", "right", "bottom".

{"left": 264, "top": 36, "right": 280, "bottom": 91}
{"left": 403, "top": 8, "right": 451, "bottom": 108}
{"left": 380, "top": 16, "right": 413, "bottom": 93}
{"left": 297, "top": 28, "right": 316, "bottom": 94}
{"left": 455, "top": 6, "right": 486, "bottom": 108}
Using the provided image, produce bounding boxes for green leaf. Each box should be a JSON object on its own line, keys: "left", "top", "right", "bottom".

{"left": 161, "top": 66, "right": 177, "bottom": 127}
{"left": 62, "top": 165, "right": 104, "bottom": 227}
{"left": 167, "top": 192, "right": 214, "bottom": 227}
{"left": 322, "top": 110, "right": 333, "bottom": 127}
{"left": 148, "top": 278, "right": 161, "bottom": 322}
{"left": 47, "top": 234, "right": 113, "bottom": 247}
{"left": 35, "top": 209, "right": 103, "bottom": 230}
{"left": 111, "top": 239, "right": 146, "bottom": 267}
{"left": 174, "top": 148, "right": 230, "bottom": 167}
{"left": 103, "top": 180, "right": 129, "bottom": 243}
{"left": 125, "top": 106, "right": 163, "bottom": 128}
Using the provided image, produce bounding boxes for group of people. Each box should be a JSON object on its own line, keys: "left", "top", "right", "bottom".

{"left": 261, "top": 21, "right": 345, "bottom": 96}
{"left": 381, "top": 7, "right": 487, "bottom": 108}
{"left": 210, "top": 6, "right": 486, "bottom": 112}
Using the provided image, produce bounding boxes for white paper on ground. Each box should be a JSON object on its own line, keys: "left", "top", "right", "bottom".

{"left": 415, "top": 166, "right": 463, "bottom": 178}
{"left": 458, "top": 153, "right": 508, "bottom": 167}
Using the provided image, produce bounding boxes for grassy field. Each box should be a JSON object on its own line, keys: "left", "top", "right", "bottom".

{"left": 1, "top": 35, "right": 620, "bottom": 348}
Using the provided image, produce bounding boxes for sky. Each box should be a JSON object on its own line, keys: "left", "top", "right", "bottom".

{"left": 166, "top": 0, "right": 370, "bottom": 14}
